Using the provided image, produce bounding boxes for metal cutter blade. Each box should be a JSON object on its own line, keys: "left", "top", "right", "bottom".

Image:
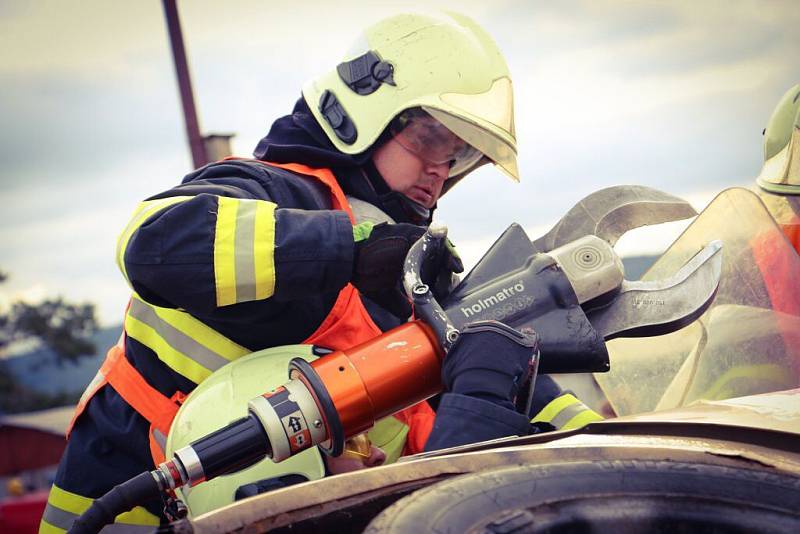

{"left": 533, "top": 185, "right": 698, "bottom": 252}
{"left": 585, "top": 240, "right": 723, "bottom": 340}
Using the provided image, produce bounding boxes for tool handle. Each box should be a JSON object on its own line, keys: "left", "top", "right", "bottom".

{"left": 403, "top": 222, "right": 460, "bottom": 352}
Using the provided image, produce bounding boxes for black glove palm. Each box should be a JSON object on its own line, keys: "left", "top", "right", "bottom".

{"left": 352, "top": 222, "right": 425, "bottom": 293}
{"left": 352, "top": 222, "right": 463, "bottom": 316}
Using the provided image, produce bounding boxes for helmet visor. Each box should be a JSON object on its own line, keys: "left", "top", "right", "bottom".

{"left": 757, "top": 125, "right": 800, "bottom": 190}
{"left": 423, "top": 106, "right": 519, "bottom": 181}
{"left": 758, "top": 84, "right": 800, "bottom": 191}
{"left": 390, "top": 109, "right": 483, "bottom": 177}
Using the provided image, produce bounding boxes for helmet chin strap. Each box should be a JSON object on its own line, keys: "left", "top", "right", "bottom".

{"left": 377, "top": 190, "right": 433, "bottom": 225}
{"left": 355, "top": 158, "right": 433, "bottom": 225}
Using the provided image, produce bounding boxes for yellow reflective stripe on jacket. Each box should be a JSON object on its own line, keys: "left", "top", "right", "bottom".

{"left": 40, "top": 483, "right": 159, "bottom": 533}
{"left": 116, "top": 195, "right": 194, "bottom": 284}
{"left": 214, "top": 197, "right": 277, "bottom": 306}
{"left": 531, "top": 393, "right": 604, "bottom": 430}
{"left": 124, "top": 294, "right": 249, "bottom": 384}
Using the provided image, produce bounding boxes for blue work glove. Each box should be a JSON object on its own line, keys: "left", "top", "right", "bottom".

{"left": 442, "top": 321, "right": 539, "bottom": 412}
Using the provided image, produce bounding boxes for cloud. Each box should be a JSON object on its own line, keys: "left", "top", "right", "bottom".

{"left": 0, "top": 282, "right": 46, "bottom": 309}
{"left": 0, "top": 74, "right": 189, "bottom": 190}
{"left": 0, "top": 1, "right": 169, "bottom": 77}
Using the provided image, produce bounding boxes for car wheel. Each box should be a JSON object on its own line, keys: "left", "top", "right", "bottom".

{"left": 365, "top": 460, "right": 800, "bottom": 533}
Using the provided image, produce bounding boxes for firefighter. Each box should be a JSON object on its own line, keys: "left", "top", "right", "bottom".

{"left": 755, "top": 82, "right": 800, "bottom": 254}
{"left": 41, "top": 12, "right": 599, "bottom": 532}
{"left": 673, "top": 83, "right": 800, "bottom": 409}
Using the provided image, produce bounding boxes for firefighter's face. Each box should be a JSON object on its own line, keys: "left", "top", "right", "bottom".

{"left": 372, "top": 126, "right": 457, "bottom": 209}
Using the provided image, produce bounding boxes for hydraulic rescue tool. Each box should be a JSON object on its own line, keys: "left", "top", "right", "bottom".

{"left": 68, "top": 186, "right": 722, "bottom": 533}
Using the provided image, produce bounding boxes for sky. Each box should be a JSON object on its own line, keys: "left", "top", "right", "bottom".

{"left": 0, "top": 0, "right": 798, "bottom": 327}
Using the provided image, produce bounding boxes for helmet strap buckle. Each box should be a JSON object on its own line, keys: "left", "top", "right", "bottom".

{"left": 319, "top": 90, "right": 358, "bottom": 144}
{"left": 337, "top": 50, "right": 395, "bottom": 96}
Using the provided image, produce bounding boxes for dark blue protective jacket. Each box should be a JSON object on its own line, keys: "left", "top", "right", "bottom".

{"left": 46, "top": 98, "right": 574, "bottom": 529}
{"left": 426, "top": 373, "right": 566, "bottom": 451}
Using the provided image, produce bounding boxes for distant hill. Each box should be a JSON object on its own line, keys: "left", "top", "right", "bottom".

{"left": 4, "top": 325, "right": 121, "bottom": 396}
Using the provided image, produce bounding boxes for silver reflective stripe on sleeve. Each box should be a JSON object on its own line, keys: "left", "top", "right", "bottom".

{"left": 550, "top": 400, "right": 590, "bottom": 429}
{"left": 127, "top": 298, "right": 231, "bottom": 372}
{"left": 214, "top": 197, "right": 277, "bottom": 306}
{"left": 233, "top": 199, "right": 258, "bottom": 302}
{"left": 531, "top": 392, "right": 604, "bottom": 430}
{"left": 41, "top": 502, "right": 77, "bottom": 531}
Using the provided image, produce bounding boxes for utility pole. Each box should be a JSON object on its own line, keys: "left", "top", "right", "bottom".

{"left": 162, "top": 0, "right": 208, "bottom": 168}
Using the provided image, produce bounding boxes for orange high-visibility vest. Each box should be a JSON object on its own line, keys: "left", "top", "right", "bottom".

{"left": 779, "top": 215, "right": 800, "bottom": 255}
{"left": 68, "top": 161, "right": 434, "bottom": 465}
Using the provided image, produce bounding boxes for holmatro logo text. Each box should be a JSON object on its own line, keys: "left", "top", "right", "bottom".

{"left": 461, "top": 282, "right": 526, "bottom": 318}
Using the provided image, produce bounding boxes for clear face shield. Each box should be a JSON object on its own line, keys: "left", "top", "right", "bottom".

{"left": 389, "top": 107, "right": 519, "bottom": 181}
{"left": 389, "top": 109, "right": 483, "bottom": 176}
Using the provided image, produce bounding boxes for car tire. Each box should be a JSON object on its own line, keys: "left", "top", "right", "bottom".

{"left": 365, "top": 460, "right": 800, "bottom": 533}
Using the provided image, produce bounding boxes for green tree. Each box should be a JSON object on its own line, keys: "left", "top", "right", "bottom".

{"left": 0, "top": 270, "right": 99, "bottom": 413}
{"left": 2, "top": 298, "right": 98, "bottom": 363}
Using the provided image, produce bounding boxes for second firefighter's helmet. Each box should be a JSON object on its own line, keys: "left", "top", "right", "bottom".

{"left": 302, "top": 11, "right": 519, "bottom": 186}
{"left": 757, "top": 83, "right": 800, "bottom": 194}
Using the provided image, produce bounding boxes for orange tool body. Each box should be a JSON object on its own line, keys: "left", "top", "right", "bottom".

{"left": 308, "top": 321, "right": 443, "bottom": 437}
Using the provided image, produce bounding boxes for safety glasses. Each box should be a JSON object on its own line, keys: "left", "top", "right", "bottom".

{"left": 390, "top": 110, "right": 483, "bottom": 176}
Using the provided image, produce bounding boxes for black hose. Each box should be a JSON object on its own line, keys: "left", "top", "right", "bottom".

{"left": 68, "top": 471, "right": 162, "bottom": 534}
